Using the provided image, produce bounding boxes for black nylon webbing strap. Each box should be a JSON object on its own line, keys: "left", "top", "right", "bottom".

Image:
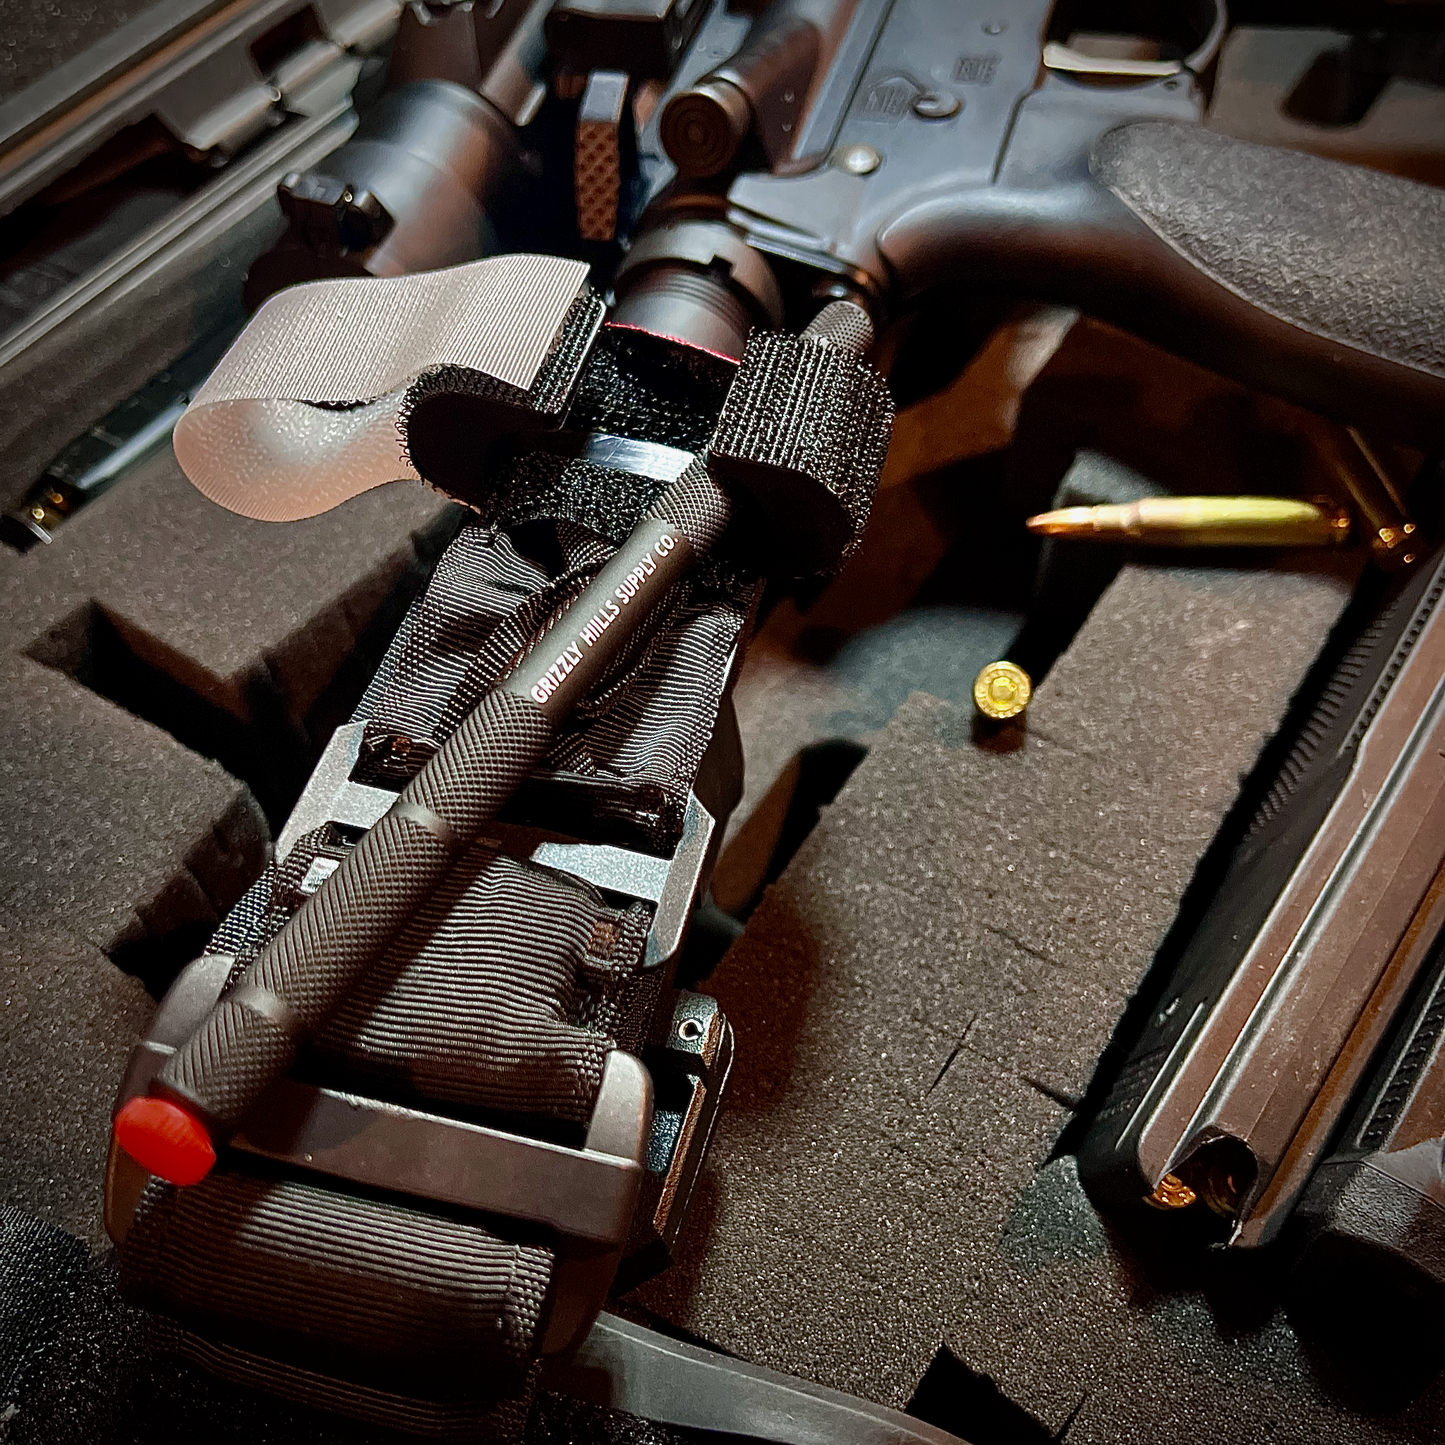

{"left": 207, "top": 834, "right": 656, "bottom": 1130}
{"left": 122, "top": 1171, "right": 554, "bottom": 1391}
{"left": 312, "top": 844, "right": 653, "bottom": 1124}
{"left": 123, "top": 510, "right": 739, "bottom": 1434}
{"left": 127, "top": 839, "right": 657, "bottom": 1435}
{"left": 356, "top": 522, "right": 615, "bottom": 786}
{"left": 357, "top": 519, "right": 747, "bottom": 854}
{"left": 354, "top": 321, "right": 752, "bottom": 847}
{"left": 155, "top": 451, "right": 742, "bottom": 1137}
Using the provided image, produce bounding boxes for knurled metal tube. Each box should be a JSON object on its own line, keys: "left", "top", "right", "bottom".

{"left": 150, "top": 462, "right": 734, "bottom": 1150}
{"left": 157, "top": 690, "right": 554, "bottom": 1130}
{"left": 802, "top": 299, "right": 875, "bottom": 354}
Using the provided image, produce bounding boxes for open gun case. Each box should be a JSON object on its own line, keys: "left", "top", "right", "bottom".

{"left": 4, "top": 3, "right": 1445, "bottom": 1443}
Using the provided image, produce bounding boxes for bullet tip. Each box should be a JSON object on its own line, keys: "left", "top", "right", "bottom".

{"left": 1025, "top": 508, "right": 1089, "bottom": 537}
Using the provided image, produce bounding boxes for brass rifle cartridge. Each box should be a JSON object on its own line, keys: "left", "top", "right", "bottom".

{"left": 1026, "top": 495, "right": 1352, "bottom": 548}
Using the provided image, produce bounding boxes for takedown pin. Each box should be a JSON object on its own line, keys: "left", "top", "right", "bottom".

{"left": 1026, "top": 496, "right": 1351, "bottom": 548}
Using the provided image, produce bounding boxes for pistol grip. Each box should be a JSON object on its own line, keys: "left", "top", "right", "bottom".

{"left": 881, "top": 119, "right": 1445, "bottom": 447}
{"left": 1088, "top": 120, "right": 1445, "bottom": 442}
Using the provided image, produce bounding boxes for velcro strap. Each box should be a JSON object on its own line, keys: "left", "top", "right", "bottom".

{"left": 707, "top": 327, "right": 893, "bottom": 577}
{"left": 172, "top": 254, "right": 591, "bottom": 521}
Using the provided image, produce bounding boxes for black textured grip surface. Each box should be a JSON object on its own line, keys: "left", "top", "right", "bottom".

{"left": 1092, "top": 121, "right": 1445, "bottom": 381}
{"left": 403, "top": 292, "right": 607, "bottom": 501}
{"left": 707, "top": 331, "right": 893, "bottom": 577}
{"left": 160, "top": 690, "right": 555, "bottom": 1129}
{"left": 403, "top": 688, "right": 556, "bottom": 834}
{"left": 122, "top": 1172, "right": 552, "bottom": 1391}
{"left": 645, "top": 458, "right": 734, "bottom": 557}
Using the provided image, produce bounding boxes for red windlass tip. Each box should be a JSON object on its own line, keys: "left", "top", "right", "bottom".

{"left": 114, "top": 1096, "right": 217, "bottom": 1185}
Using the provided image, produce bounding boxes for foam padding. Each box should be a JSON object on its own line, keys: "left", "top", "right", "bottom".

{"left": 0, "top": 652, "right": 264, "bottom": 966}
{"left": 4, "top": 1241, "right": 422, "bottom": 1445}
{"left": 1, "top": 929, "right": 155, "bottom": 1248}
{"left": 634, "top": 560, "right": 1363, "bottom": 1431}
{"left": 0, "top": 644, "right": 258, "bottom": 1249}
{"left": 1013, "top": 449, "right": 1168, "bottom": 682}
{"left": 0, "top": 443, "right": 459, "bottom": 1250}
{"left": 938, "top": 1156, "right": 1445, "bottom": 1444}
{"left": 1, "top": 1206, "right": 89, "bottom": 1402}
{"left": 6, "top": 453, "right": 453, "bottom": 741}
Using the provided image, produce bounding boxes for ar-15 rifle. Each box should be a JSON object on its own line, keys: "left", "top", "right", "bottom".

{"left": 258, "top": 0, "right": 1444, "bottom": 438}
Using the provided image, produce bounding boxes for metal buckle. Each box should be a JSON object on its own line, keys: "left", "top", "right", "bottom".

{"left": 109, "top": 690, "right": 741, "bottom": 1340}
{"left": 107, "top": 956, "right": 652, "bottom": 1353}
{"left": 275, "top": 717, "right": 726, "bottom": 972}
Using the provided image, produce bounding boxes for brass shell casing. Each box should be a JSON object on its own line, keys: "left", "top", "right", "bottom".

{"left": 974, "top": 661, "right": 1032, "bottom": 721}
